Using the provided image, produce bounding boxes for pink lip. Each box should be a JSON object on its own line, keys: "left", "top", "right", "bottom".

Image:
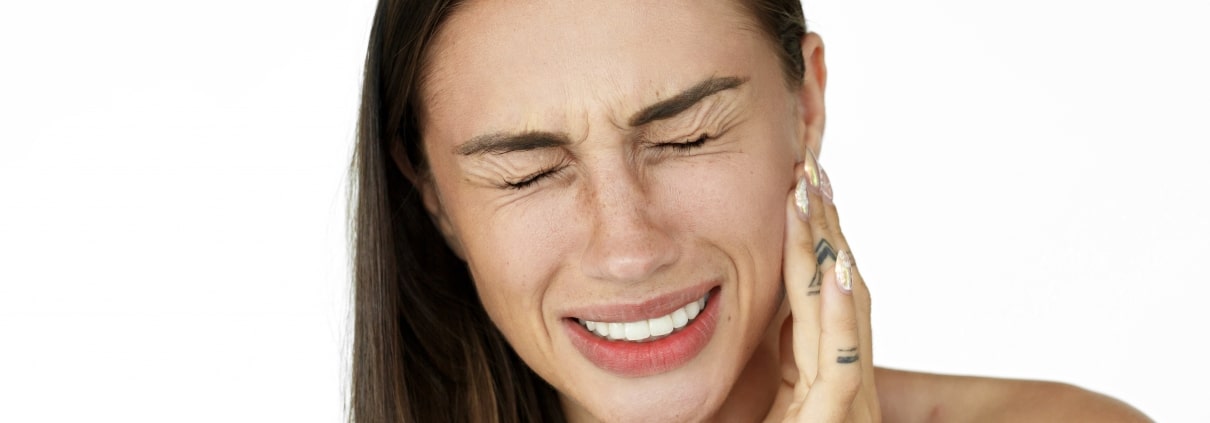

{"left": 563, "top": 286, "right": 721, "bottom": 378}
{"left": 560, "top": 281, "right": 716, "bottom": 322}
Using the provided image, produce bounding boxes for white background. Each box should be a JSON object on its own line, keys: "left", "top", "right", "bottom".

{"left": 1, "top": 0, "right": 1206, "bottom": 421}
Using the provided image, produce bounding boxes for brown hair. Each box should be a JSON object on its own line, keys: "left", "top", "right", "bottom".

{"left": 348, "top": 1, "right": 807, "bottom": 421}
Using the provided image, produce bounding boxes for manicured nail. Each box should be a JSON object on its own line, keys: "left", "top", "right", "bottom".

{"left": 835, "top": 250, "right": 853, "bottom": 292}
{"left": 803, "top": 150, "right": 822, "bottom": 188}
{"left": 794, "top": 177, "right": 810, "bottom": 221}
{"left": 803, "top": 149, "right": 834, "bottom": 203}
{"left": 818, "top": 167, "right": 834, "bottom": 203}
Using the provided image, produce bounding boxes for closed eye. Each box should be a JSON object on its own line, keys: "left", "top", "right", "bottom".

{"left": 658, "top": 133, "right": 711, "bottom": 152}
{"left": 502, "top": 165, "right": 566, "bottom": 190}
{"left": 501, "top": 134, "right": 710, "bottom": 190}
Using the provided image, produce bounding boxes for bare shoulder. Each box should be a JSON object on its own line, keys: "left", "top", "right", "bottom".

{"left": 873, "top": 367, "right": 1152, "bottom": 423}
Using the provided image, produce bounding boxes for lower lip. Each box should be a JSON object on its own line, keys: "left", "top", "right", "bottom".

{"left": 564, "top": 288, "right": 721, "bottom": 378}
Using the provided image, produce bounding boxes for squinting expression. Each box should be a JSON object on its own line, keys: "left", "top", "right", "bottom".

{"left": 419, "top": 1, "right": 806, "bottom": 421}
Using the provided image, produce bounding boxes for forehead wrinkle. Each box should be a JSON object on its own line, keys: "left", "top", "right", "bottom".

{"left": 532, "top": 73, "right": 634, "bottom": 150}
{"left": 595, "top": 74, "right": 636, "bottom": 134}
{"left": 420, "top": 0, "right": 780, "bottom": 167}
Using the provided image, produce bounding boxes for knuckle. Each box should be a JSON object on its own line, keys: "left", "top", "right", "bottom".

{"left": 812, "top": 212, "right": 832, "bottom": 234}
{"left": 816, "top": 369, "right": 862, "bottom": 399}
{"left": 826, "top": 313, "right": 859, "bottom": 332}
{"left": 839, "top": 374, "right": 862, "bottom": 398}
{"left": 795, "top": 229, "right": 815, "bottom": 250}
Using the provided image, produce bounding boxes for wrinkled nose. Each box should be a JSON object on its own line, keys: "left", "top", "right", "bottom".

{"left": 579, "top": 171, "right": 680, "bottom": 283}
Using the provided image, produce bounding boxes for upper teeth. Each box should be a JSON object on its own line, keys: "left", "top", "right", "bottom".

{"left": 579, "top": 293, "right": 709, "bottom": 342}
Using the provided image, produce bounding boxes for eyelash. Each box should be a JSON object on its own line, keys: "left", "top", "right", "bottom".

{"left": 501, "top": 134, "right": 712, "bottom": 190}
{"left": 504, "top": 166, "right": 565, "bottom": 190}
{"left": 662, "top": 133, "right": 712, "bottom": 151}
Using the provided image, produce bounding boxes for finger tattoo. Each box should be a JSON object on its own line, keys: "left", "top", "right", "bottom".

{"left": 815, "top": 239, "right": 836, "bottom": 266}
{"left": 836, "top": 347, "right": 860, "bottom": 364}
{"left": 807, "top": 240, "right": 836, "bottom": 297}
{"left": 807, "top": 269, "right": 821, "bottom": 296}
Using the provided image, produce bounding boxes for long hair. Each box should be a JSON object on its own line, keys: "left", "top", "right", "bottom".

{"left": 348, "top": 1, "right": 807, "bottom": 421}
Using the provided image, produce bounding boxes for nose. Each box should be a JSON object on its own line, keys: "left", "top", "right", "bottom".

{"left": 580, "top": 169, "right": 681, "bottom": 283}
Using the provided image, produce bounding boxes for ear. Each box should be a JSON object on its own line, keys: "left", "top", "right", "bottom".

{"left": 419, "top": 176, "right": 467, "bottom": 261}
{"left": 795, "top": 32, "right": 828, "bottom": 159}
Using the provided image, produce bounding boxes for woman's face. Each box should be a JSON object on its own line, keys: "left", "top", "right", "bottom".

{"left": 419, "top": 1, "right": 806, "bottom": 421}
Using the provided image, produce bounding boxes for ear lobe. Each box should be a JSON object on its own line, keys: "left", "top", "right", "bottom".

{"left": 419, "top": 176, "right": 467, "bottom": 261}
{"left": 796, "top": 32, "right": 828, "bottom": 159}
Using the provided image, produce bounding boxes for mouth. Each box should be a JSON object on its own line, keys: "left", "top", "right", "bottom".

{"left": 563, "top": 286, "right": 721, "bottom": 378}
{"left": 575, "top": 291, "right": 710, "bottom": 342}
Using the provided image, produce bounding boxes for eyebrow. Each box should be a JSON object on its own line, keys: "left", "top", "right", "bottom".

{"left": 456, "top": 131, "right": 569, "bottom": 156}
{"left": 456, "top": 75, "right": 747, "bottom": 156}
{"left": 628, "top": 76, "right": 747, "bottom": 127}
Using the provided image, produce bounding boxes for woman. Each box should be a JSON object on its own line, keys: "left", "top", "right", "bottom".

{"left": 349, "top": 0, "right": 1151, "bottom": 421}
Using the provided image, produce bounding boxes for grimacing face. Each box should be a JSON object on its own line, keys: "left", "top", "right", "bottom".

{"left": 418, "top": 1, "right": 817, "bottom": 421}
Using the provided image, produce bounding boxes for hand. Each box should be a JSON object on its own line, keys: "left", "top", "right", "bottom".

{"left": 773, "top": 151, "right": 880, "bottom": 422}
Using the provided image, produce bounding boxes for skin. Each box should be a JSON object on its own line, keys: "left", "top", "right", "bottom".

{"left": 413, "top": 1, "right": 1153, "bottom": 421}
{"left": 420, "top": 1, "right": 797, "bottom": 421}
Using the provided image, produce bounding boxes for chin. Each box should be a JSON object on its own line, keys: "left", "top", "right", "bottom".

{"left": 562, "top": 350, "right": 738, "bottom": 423}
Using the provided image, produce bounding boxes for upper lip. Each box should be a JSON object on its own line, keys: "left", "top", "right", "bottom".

{"left": 560, "top": 281, "right": 717, "bottom": 323}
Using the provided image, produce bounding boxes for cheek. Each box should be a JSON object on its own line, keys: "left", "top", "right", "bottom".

{"left": 668, "top": 165, "right": 780, "bottom": 233}
{"left": 655, "top": 150, "right": 794, "bottom": 267}
{"left": 458, "top": 194, "right": 583, "bottom": 344}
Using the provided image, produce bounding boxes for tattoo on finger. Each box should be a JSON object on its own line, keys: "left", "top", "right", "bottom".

{"left": 807, "top": 269, "right": 821, "bottom": 296}
{"left": 807, "top": 240, "right": 836, "bottom": 297}
{"left": 836, "top": 347, "right": 859, "bottom": 364}
{"left": 815, "top": 239, "right": 836, "bottom": 266}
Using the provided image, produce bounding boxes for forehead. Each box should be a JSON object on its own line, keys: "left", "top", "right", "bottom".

{"left": 420, "top": 0, "right": 772, "bottom": 148}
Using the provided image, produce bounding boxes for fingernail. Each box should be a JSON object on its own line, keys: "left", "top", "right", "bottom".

{"left": 803, "top": 149, "right": 834, "bottom": 203}
{"left": 794, "top": 177, "right": 810, "bottom": 221}
{"left": 802, "top": 150, "right": 822, "bottom": 188}
{"left": 818, "top": 167, "right": 834, "bottom": 203}
{"left": 835, "top": 250, "right": 853, "bottom": 292}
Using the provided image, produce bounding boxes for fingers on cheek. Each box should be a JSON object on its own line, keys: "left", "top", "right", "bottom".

{"left": 783, "top": 193, "right": 819, "bottom": 307}
{"left": 785, "top": 192, "right": 814, "bottom": 252}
